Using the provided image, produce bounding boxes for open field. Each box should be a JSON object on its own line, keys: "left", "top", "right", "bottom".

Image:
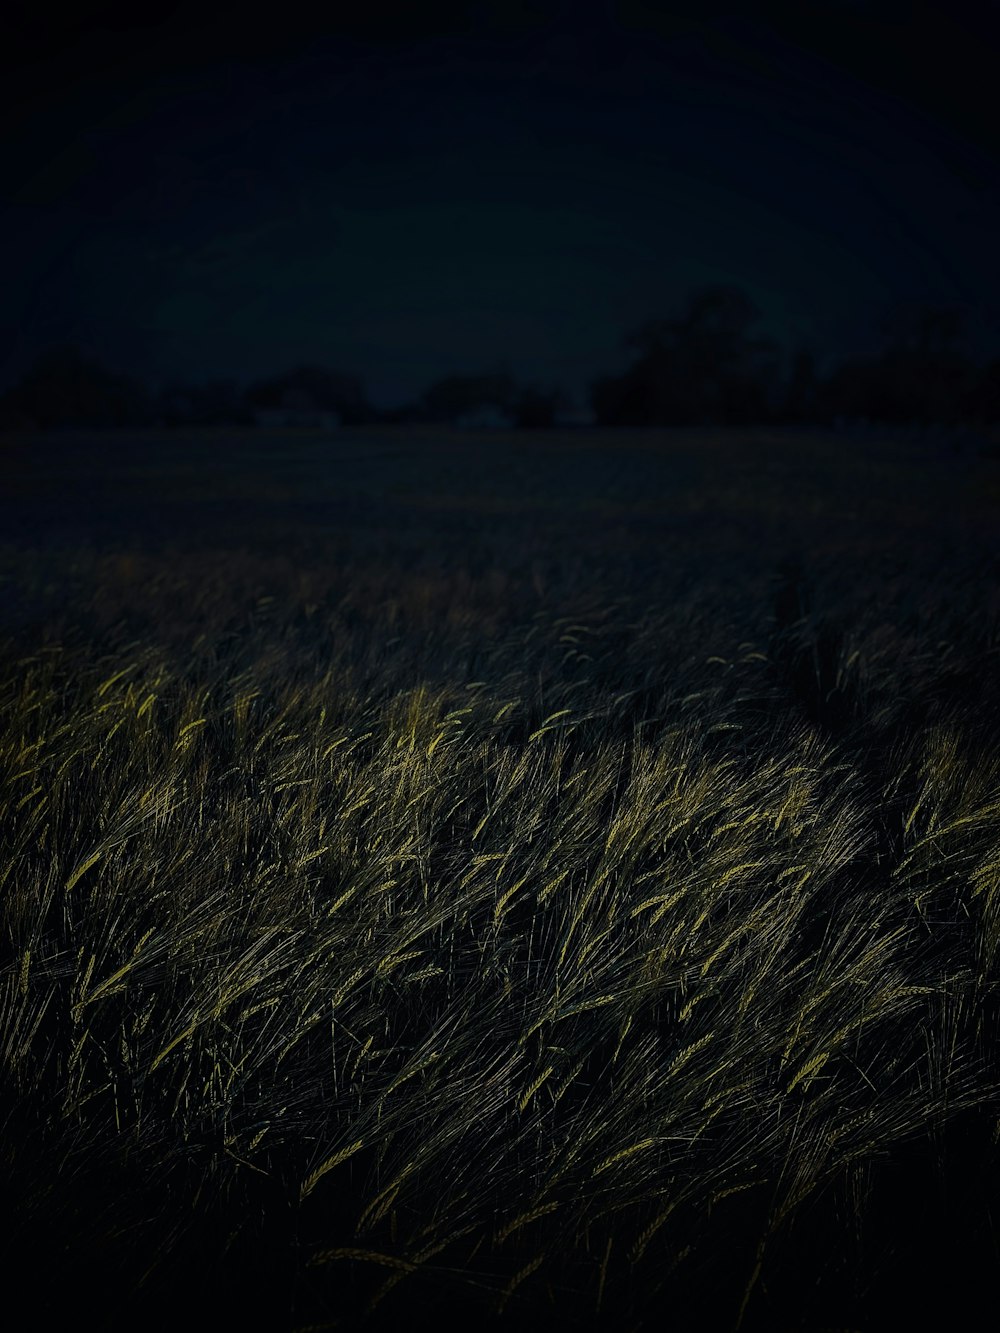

{"left": 2, "top": 425, "right": 999, "bottom": 1330}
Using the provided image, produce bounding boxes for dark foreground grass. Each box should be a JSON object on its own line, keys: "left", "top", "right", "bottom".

{"left": 1, "top": 425, "right": 999, "bottom": 1330}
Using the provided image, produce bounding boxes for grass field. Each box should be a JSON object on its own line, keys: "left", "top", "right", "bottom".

{"left": 2, "top": 424, "right": 999, "bottom": 1330}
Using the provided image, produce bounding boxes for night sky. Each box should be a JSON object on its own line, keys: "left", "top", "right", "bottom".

{"left": 3, "top": 1, "right": 999, "bottom": 411}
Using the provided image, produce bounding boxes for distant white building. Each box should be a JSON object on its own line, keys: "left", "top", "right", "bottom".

{"left": 252, "top": 384, "right": 342, "bottom": 430}
{"left": 454, "top": 404, "right": 516, "bottom": 429}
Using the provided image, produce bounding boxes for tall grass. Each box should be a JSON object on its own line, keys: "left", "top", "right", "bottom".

{"left": 1, "top": 427, "right": 999, "bottom": 1329}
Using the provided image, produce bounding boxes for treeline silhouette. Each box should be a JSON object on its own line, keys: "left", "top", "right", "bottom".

{"left": 2, "top": 286, "right": 998, "bottom": 431}
{"left": 589, "top": 287, "right": 1000, "bottom": 429}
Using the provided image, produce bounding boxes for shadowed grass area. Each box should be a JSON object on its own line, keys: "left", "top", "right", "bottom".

{"left": 1, "top": 425, "right": 999, "bottom": 1330}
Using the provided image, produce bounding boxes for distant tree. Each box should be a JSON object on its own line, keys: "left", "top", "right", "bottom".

{"left": 1, "top": 346, "right": 152, "bottom": 427}
{"left": 879, "top": 301, "right": 964, "bottom": 358}
{"left": 965, "top": 356, "right": 1000, "bottom": 423}
{"left": 0, "top": 390, "right": 37, "bottom": 430}
{"left": 875, "top": 303, "right": 976, "bottom": 423}
{"left": 591, "top": 285, "right": 781, "bottom": 427}
{"left": 512, "top": 383, "right": 567, "bottom": 429}
{"left": 244, "top": 365, "right": 376, "bottom": 424}
{"left": 823, "top": 303, "right": 978, "bottom": 426}
{"left": 819, "top": 355, "right": 879, "bottom": 426}
{"left": 379, "top": 401, "right": 426, "bottom": 424}
{"left": 780, "top": 346, "right": 822, "bottom": 424}
{"left": 158, "top": 379, "right": 252, "bottom": 427}
{"left": 588, "top": 366, "right": 650, "bottom": 427}
{"left": 419, "top": 368, "right": 517, "bottom": 422}
{"left": 378, "top": 402, "right": 413, "bottom": 424}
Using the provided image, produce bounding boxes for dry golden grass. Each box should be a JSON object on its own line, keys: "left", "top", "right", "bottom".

{"left": 1, "top": 425, "right": 998, "bottom": 1329}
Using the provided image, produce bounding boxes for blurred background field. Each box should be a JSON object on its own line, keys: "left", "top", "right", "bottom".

{"left": 2, "top": 423, "right": 997, "bottom": 610}
{"left": 1, "top": 424, "right": 999, "bottom": 1331}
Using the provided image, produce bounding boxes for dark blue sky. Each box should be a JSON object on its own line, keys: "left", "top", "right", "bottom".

{"left": 3, "top": 1, "right": 998, "bottom": 409}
